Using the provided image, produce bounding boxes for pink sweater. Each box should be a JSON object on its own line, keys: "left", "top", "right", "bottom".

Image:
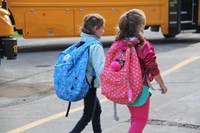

{"left": 136, "top": 40, "right": 160, "bottom": 87}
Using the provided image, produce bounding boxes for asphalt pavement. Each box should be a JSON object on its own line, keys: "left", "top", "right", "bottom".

{"left": 1, "top": 32, "right": 200, "bottom": 133}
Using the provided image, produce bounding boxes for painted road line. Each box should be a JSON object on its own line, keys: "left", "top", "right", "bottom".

{"left": 6, "top": 98, "right": 108, "bottom": 133}
{"left": 162, "top": 56, "right": 200, "bottom": 76}
{"left": 5, "top": 56, "right": 200, "bottom": 133}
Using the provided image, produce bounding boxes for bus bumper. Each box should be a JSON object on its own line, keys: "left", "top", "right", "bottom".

{"left": 0, "top": 38, "right": 17, "bottom": 60}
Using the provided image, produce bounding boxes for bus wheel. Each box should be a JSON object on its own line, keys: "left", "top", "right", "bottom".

{"left": 163, "top": 34, "right": 176, "bottom": 38}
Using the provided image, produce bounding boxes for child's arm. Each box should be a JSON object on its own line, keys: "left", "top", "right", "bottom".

{"left": 90, "top": 44, "right": 105, "bottom": 86}
{"left": 153, "top": 74, "right": 168, "bottom": 94}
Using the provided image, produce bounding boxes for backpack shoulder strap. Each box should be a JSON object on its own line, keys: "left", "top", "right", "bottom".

{"left": 65, "top": 102, "right": 71, "bottom": 117}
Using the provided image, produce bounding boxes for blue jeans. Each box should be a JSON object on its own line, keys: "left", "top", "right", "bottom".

{"left": 69, "top": 88, "right": 102, "bottom": 133}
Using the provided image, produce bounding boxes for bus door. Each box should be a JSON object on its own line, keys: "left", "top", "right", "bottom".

{"left": 167, "top": 0, "right": 181, "bottom": 38}
{"left": 180, "top": 0, "right": 199, "bottom": 31}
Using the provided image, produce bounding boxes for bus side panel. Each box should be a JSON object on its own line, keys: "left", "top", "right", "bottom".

{"left": 74, "top": 8, "right": 120, "bottom": 36}
{"left": 159, "top": 0, "right": 169, "bottom": 35}
{"left": 73, "top": 1, "right": 168, "bottom": 36}
{"left": 24, "top": 9, "right": 74, "bottom": 38}
{"left": 7, "top": 0, "right": 169, "bottom": 37}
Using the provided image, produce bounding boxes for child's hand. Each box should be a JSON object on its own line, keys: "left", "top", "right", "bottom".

{"left": 159, "top": 84, "right": 167, "bottom": 94}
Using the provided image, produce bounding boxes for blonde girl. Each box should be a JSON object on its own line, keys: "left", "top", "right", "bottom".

{"left": 115, "top": 9, "right": 167, "bottom": 133}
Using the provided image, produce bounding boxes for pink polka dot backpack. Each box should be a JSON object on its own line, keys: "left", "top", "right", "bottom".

{"left": 100, "top": 39, "right": 143, "bottom": 105}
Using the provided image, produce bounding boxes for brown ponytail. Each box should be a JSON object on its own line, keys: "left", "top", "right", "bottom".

{"left": 81, "top": 14, "right": 105, "bottom": 35}
{"left": 115, "top": 9, "right": 146, "bottom": 45}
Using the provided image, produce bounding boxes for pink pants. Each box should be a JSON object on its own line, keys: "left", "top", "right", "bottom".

{"left": 127, "top": 97, "right": 150, "bottom": 133}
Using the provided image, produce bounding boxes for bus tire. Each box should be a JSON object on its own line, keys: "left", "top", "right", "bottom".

{"left": 163, "top": 34, "right": 176, "bottom": 38}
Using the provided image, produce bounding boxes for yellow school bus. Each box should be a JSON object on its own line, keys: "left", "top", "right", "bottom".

{"left": 1, "top": 0, "right": 200, "bottom": 60}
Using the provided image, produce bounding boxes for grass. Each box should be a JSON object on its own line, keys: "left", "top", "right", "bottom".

{"left": 12, "top": 25, "right": 22, "bottom": 38}
{"left": 13, "top": 31, "right": 22, "bottom": 38}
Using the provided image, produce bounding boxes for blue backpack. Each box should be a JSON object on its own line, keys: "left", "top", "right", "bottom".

{"left": 54, "top": 40, "right": 100, "bottom": 116}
